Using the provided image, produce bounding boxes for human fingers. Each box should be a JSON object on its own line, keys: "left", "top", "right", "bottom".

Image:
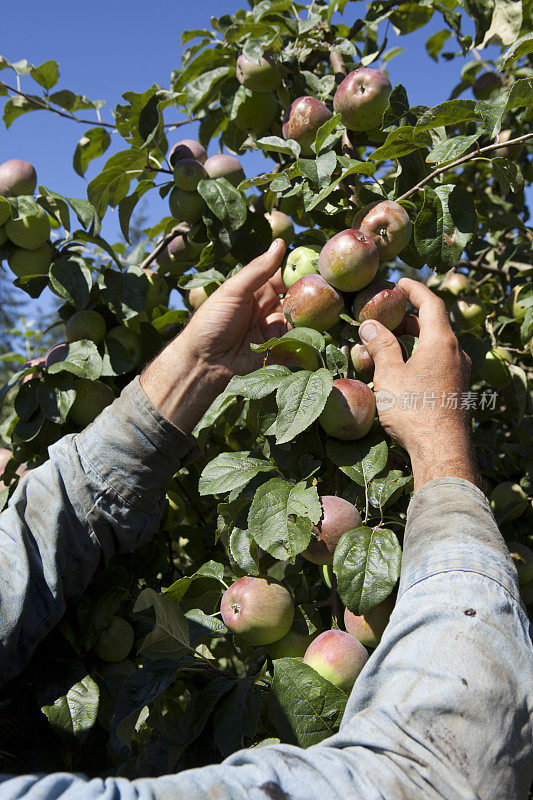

{"left": 359, "top": 320, "right": 405, "bottom": 373}
{"left": 222, "top": 239, "right": 286, "bottom": 296}
{"left": 398, "top": 278, "right": 452, "bottom": 345}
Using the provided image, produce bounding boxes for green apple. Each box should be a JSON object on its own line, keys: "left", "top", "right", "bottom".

{"left": 69, "top": 379, "right": 115, "bottom": 427}
{"left": 8, "top": 243, "right": 52, "bottom": 278}
{"left": 66, "top": 310, "right": 107, "bottom": 344}
{"left": 303, "top": 630, "right": 369, "bottom": 692}
{"left": 5, "top": 206, "right": 50, "bottom": 250}
{"left": 94, "top": 616, "right": 135, "bottom": 662}
{"left": 282, "top": 245, "right": 321, "bottom": 288}
{"left": 507, "top": 542, "right": 533, "bottom": 585}
{"left": 490, "top": 482, "right": 528, "bottom": 522}
{"left": 169, "top": 187, "right": 206, "bottom": 224}
{"left": 481, "top": 348, "right": 512, "bottom": 388}
{"left": 450, "top": 298, "right": 485, "bottom": 332}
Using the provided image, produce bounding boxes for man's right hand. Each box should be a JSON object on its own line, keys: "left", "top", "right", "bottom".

{"left": 359, "top": 277, "right": 480, "bottom": 492}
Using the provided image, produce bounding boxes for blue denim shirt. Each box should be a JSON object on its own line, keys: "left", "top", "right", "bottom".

{"left": 0, "top": 378, "right": 531, "bottom": 799}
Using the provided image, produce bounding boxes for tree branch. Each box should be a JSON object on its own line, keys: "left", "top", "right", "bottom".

{"left": 139, "top": 224, "right": 189, "bottom": 271}
{"left": 396, "top": 131, "right": 533, "bottom": 202}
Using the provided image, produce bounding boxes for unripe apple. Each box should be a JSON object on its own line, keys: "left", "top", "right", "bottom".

{"left": 303, "top": 629, "right": 369, "bottom": 692}
{"left": 494, "top": 129, "right": 522, "bottom": 160}
{"left": 0, "top": 159, "right": 37, "bottom": 196}
{"left": 8, "top": 243, "right": 53, "bottom": 278}
{"left": 66, "top": 310, "right": 107, "bottom": 344}
{"left": 173, "top": 158, "right": 208, "bottom": 192}
{"left": 236, "top": 52, "right": 281, "bottom": 92}
{"left": 441, "top": 271, "right": 470, "bottom": 296}
{"left": 481, "top": 347, "right": 512, "bottom": 388}
{"left": 350, "top": 343, "right": 374, "bottom": 383}
{"left": 426, "top": 272, "right": 441, "bottom": 290}
{"left": 0, "top": 224, "right": 8, "bottom": 244}
{"left": 234, "top": 91, "right": 278, "bottom": 135}
{"left": 353, "top": 280, "right": 407, "bottom": 331}
{"left": 319, "top": 378, "right": 376, "bottom": 440}
{"left": 204, "top": 154, "right": 245, "bottom": 187}
{"left": 333, "top": 68, "right": 392, "bottom": 132}
{"left": 302, "top": 495, "right": 362, "bottom": 565}
{"left": 168, "top": 139, "right": 208, "bottom": 167}
{"left": 490, "top": 482, "right": 528, "bottom": 522}
{"left": 157, "top": 227, "right": 204, "bottom": 270}
{"left": 282, "top": 96, "right": 332, "bottom": 156}
{"left": 265, "top": 209, "right": 294, "bottom": 245}
{"left": 450, "top": 298, "right": 485, "bottom": 332}
{"left": 282, "top": 245, "right": 321, "bottom": 288}
{"left": 220, "top": 577, "right": 294, "bottom": 646}
{"left": 344, "top": 595, "right": 394, "bottom": 648}
{"left": 318, "top": 229, "right": 379, "bottom": 292}
{"left": 94, "top": 616, "right": 135, "bottom": 662}
{"left": 105, "top": 326, "right": 142, "bottom": 365}
{"left": 69, "top": 379, "right": 115, "bottom": 427}
{"left": 169, "top": 187, "right": 206, "bottom": 224}
{"left": 267, "top": 629, "right": 314, "bottom": 659}
{"left": 188, "top": 286, "right": 209, "bottom": 310}
{"left": 473, "top": 71, "right": 503, "bottom": 100}
{"left": 283, "top": 274, "right": 344, "bottom": 332}
{"left": 269, "top": 340, "right": 321, "bottom": 371}
{"left": 5, "top": 206, "right": 50, "bottom": 250}
{"left": 352, "top": 201, "right": 412, "bottom": 259}
{"left": 506, "top": 286, "right": 526, "bottom": 320}
{"left": 507, "top": 542, "right": 533, "bottom": 585}
{"left": 142, "top": 268, "right": 169, "bottom": 310}
{"left": 45, "top": 342, "right": 68, "bottom": 367}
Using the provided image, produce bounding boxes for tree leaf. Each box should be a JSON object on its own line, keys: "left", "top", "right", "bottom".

{"left": 164, "top": 561, "right": 226, "bottom": 604}
{"left": 275, "top": 368, "right": 333, "bottom": 445}
{"left": 414, "top": 185, "right": 476, "bottom": 272}
{"left": 73, "top": 127, "right": 112, "bottom": 178}
{"left": 367, "top": 470, "right": 412, "bottom": 508}
{"left": 226, "top": 365, "right": 291, "bottom": 398}
{"left": 47, "top": 340, "right": 103, "bottom": 380}
{"left": 134, "top": 588, "right": 190, "bottom": 661}
{"left": 326, "top": 433, "right": 388, "bottom": 487}
{"left": 198, "top": 177, "right": 247, "bottom": 231}
{"left": 333, "top": 527, "right": 401, "bottom": 614}
{"left": 415, "top": 99, "right": 480, "bottom": 131}
{"left": 498, "top": 31, "right": 533, "bottom": 69}
{"left": 41, "top": 674, "right": 99, "bottom": 744}
{"left": 199, "top": 451, "right": 275, "bottom": 496}
{"left": 426, "top": 133, "right": 480, "bottom": 164}
{"left": 480, "top": 0, "right": 522, "bottom": 48}
{"left": 48, "top": 255, "right": 92, "bottom": 307}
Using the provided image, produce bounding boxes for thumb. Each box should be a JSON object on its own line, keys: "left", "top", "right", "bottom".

{"left": 224, "top": 239, "right": 286, "bottom": 295}
{"left": 359, "top": 320, "right": 404, "bottom": 373}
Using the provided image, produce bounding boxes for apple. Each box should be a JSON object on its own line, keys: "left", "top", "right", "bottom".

{"left": 481, "top": 347, "right": 512, "bottom": 388}
{"left": 282, "top": 96, "right": 332, "bottom": 155}
{"left": 450, "top": 298, "right": 485, "bottom": 332}
{"left": 5, "top": 206, "right": 50, "bottom": 250}
{"left": 188, "top": 287, "right": 209, "bottom": 310}
{"left": 441, "top": 271, "right": 470, "bottom": 296}
{"left": 319, "top": 378, "right": 376, "bottom": 440}
{"left": 333, "top": 68, "right": 392, "bottom": 132}
{"left": 282, "top": 245, "right": 321, "bottom": 288}
{"left": 350, "top": 343, "right": 374, "bottom": 383}
{"left": 353, "top": 280, "right": 407, "bottom": 331}
{"left": 234, "top": 91, "right": 278, "bottom": 135}
{"left": 157, "top": 227, "right": 204, "bottom": 270}
{"left": 169, "top": 187, "right": 206, "bottom": 224}
{"left": 204, "top": 154, "right": 245, "bottom": 187}
{"left": 283, "top": 274, "right": 344, "bottom": 332}
{"left": 302, "top": 495, "right": 362, "bottom": 565}
{"left": 65, "top": 310, "right": 107, "bottom": 344}
{"left": 7, "top": 243, "right": 53, "bottom": 278}
{"left": 0, "top": 159, "right": 37, "bottom": 196}
{"left": 236, "top": 52, "right": 281, "bottom": 92}
{"left": 268, "top": 340, "right": 320, "bottom": 371}
{"left": 20, "top": 356, "right": 45, "bottom": 385}
{"left": 318, "top": 229, "right": 379, "bottom": 292}
{"left": 220, "top": 576, "right": 294, "bottom": 646}
{"left": 69, "top": 379, "right": 115, "bottom": 427}
{"left": 506, "top": 286, "right": 526, "bottom": 320}
{"left": 105, "top": 326, "right": 142, "bottom": 365}
{"left": 142, "top": 268, "right": 169, "bottom": 310}
{"left": 352, "top": 201, "right": 412, "bottom": 259}
{"left": 490, "top": 482, "right": 528, "bottom": 522}
{"left": 44, "top": 342, "right": 68, "bottom": 367}
{"left": 94, "top": 616, "right": 135, "bottom": 662}
{"left": 494, "top": 129, "right": 522, "bottom": 160}
{"left": 265, "top": 209, "right": 294, "bottom": 245}
{"left": 303, "top": 629, "right": 369, "bottom": 692}
{"left": 473, "top": 72, "right": 503, "bottom": 100}
{"left": 507, "top": 542, "right": 533, "bottom": 586}
{"left": 168, "top": 139, "right": 208, "bottom": 167}
{"left": 173, "top": 158, "right": 208, "bottom": 192}
{"left": 267, "top": 629, "right": 315, "bottom": 659}
{"left": 344, "top": 595, "right": 394, "bottom": 648}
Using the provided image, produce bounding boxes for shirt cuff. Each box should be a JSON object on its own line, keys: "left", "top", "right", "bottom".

{"left": 74, "top": 376, "right": 198, "bottom": 512}
{"left": 398, "top": 477, "right": 521, "bottom": 605}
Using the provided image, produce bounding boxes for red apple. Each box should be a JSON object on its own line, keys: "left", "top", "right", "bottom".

{"left": 350, "top": 343, "right": 374, "bottom": 383}
{"left": 169, "top": 139, "right": 207, "bottom": 167}
{"left": 318, "top": 229, "right": 379, "bottom": 292}
{"left": 333, "top": 68, "right": 392, "bottom": 132}
{"left": 353, "top": 280, "right": 407, "bottom": 331}
{"left": 283, "top": 274, "right": 344, "bottom": 332}
{"left": 319, "top": 378, "right": 376, "bottom": 440}
{"left": 303, "top": 629, "right": 369, "bottom": 692}
{"left": 265, "top": 209, "right": 294, "bottom": 245}
{"left": 302, "top": 495, "right": 362, "bottom": 565}
{"left": 204, "top": 154, "right": 245, "bottom": 187}
{"left": 344, "top": 595, "right": 394, "bottom": 648}
{"left": 353, "top": 201, "right": 412, "bottom": 260}
{"left": 221, "top": 577, "right": 294, "bottom": 646}
{"left": 282, "top": 96, "right": 332, "bottom": 156}
{"left": 0, "top": 159, "right": 37, "bottom": 196}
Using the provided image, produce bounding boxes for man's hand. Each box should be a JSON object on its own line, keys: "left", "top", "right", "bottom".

{"left": 140, "top": 239, "right": 286, "bottom": 435}
{"left": 359, "top": 277, "right": 480, "bottom": 491}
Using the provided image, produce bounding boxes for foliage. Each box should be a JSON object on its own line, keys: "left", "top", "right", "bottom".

{"left": 0, "top": 0, "right": 532, "bottom": 780}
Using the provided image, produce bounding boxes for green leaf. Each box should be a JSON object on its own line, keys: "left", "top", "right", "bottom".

{"left": 134, "top": 588, "right": 190, "bottom": 661}
{"left": 198, "top": 451, "right": 275, "bottom": 496}
{"left": 275, "top": 368, "right": 333, "bottom": 445}
{"left": 47, "top": 340, "right": 103, "bottom": 380}
{"left": 226, "top": 365, "right": 291, "bottom": 399}
{"left": 164, "top": 561, "right": 226, "bottom": 603}
{"left": 229, "top": 528, "right": 260, "bottom": 576}
{"left": 248, "top": 477, "right": 320, "bottom": 561}
{"left": 367, "top": 470, "right": 412, "bottom": 508}
{"left": 73, "top": 127, "right": 112, "bottom": 178}
{"left": 333, "top": 527, "right": 402, "bottom": 614}
{"left": 425, "top": 29, "right": 452, "bottom": 61}
{"left": 325, "top": 344, "right": 348, "bottom": 377}
{"left": 313, "top": 113, "right": 343, "bottom": 154}
{"left": 492, "top": 157, "right": 524, "bottom": 195}
{"left": 30, "top": 59, "right": 60, "bottom": 90}
{"left": 41, "top": 674, "right": 99, "bottom": 743}
{"left": 415, "top": 99, "right": 480, "bottom": 131}
{"left": 197, "top": 177, "right": 247, "bottom": 231}
{"left": 179, "top": 268, "right": 225, "bottom": 289}
{"left": 48, "top": 255, "right": 92, "bottom": 307}
{"left": 369, "top": 126, "right": 431, "bottom": 162}
{"left": 498, "top": 32, "right": 533, "bottom": 69}
{"left": 246, "top": 135, "right": 301, "bottom": 158}
{"left": 326, "top": 433, "right": 388, "bottom": 487}
{"left": 506, "top": 78, "right": 533, "bottom": 112}
{"left": 426, "top": 133, "right": 480, "bottom": 164}
{"left": 251, "top": 328, "right": 325, "bottom": 355}
{"left": 480, "top": 0, "right": 522, "bottom": 48}
{"left": 414, "top": 185, "right": 476, "bottom": 272}
{"left": 269, "top": 658, "right": 347, "bottom": 746}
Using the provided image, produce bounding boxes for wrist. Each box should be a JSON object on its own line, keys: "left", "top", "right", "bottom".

{"left": 408, "top": 425, "right": 481, "bottom": 492}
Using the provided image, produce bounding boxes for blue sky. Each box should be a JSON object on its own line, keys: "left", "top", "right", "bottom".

{"left": 0, "top": 0, "right": 519, "bottom": 329}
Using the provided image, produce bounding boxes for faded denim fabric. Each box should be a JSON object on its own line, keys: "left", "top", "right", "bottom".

{"left": 0, "top": 380, "right": 531, "bottom": 799}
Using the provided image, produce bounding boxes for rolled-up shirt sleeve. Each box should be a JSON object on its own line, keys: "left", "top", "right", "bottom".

{"left": 0, "top": 376, "right": 196, "bottom": 688}
{"left": 2, "top": 477, "right": 531, "bottom": 799}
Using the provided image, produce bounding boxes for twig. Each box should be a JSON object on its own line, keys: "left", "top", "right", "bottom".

{"left": 329, "top": 50, "right": 347, "bottom": 82}
{"left": 396, "top": 131, "right": 533, "bottom": 202}
{"left": 174, "top": 476, "right": 208, "bottom": 527}
{"left": 138, "top": 224, "right": 189, "bottom": 270}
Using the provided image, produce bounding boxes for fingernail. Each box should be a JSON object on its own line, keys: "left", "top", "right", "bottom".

{"left": 268, "top": 239, "right": 280, "bottom": 252}
{"left": 359, "top": 322, "right": 378, "bottom": 342}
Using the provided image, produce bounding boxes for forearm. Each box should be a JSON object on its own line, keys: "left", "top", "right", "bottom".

{"left": 0, "top": 378, "right": 195, "bottom": 688}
